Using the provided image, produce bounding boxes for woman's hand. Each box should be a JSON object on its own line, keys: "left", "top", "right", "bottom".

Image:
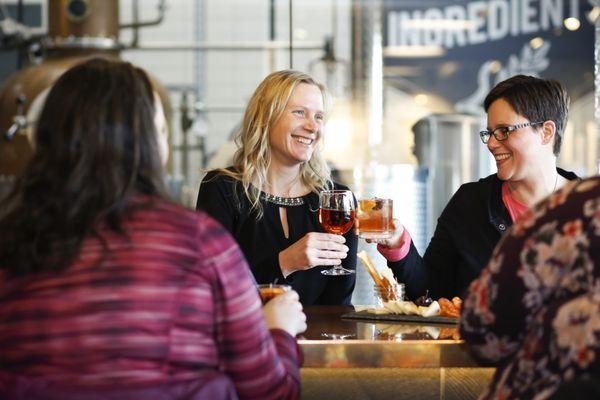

{"left": 366, "top": 218, "right": 405, "bottom": 248}
{"left": 278, "top": 232, "right": 349, "bottom": 276}
{"left": 262, "top": 290, "right": 307, "bottom": 336}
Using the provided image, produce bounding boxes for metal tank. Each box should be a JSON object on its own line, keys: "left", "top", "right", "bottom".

{"left": 0, "top": 0, "right": 171, "bottom": 196}
{"left": 412, "top": 113, "right": 495, "bottom": 241}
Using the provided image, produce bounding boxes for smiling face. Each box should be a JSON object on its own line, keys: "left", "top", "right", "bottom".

{"left": 486, "top": 98, "right": 551, "bottom": 182}
{"left": 268, "top": 83, "right": 324, "bottom": 168}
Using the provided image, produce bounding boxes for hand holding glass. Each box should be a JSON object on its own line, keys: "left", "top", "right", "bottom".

{"left": 318, "top": 190, "right": 355, "bottom": 276}
{"left": 356, "top": 198, "right": 393, "bottom": 240}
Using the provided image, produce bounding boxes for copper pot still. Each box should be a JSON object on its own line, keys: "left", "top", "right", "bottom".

{"left": 0, "top": 0, "right": 171, "bottom": 181}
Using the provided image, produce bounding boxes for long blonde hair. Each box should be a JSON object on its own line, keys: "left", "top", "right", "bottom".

{"left": 220, "top": 70, "right": 332, "bottom": 218}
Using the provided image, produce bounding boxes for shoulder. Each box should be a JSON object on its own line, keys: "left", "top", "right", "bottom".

{"left": 440, "top": 174, "right": 499, "bottom": 218}
{"left": 202, "top": 167, "right": 239, "bottom": 185}
{"left": 194, "top": 210, "right": 239, "bottom": 253}
{"left": 140, "top": 196, "right": 205, "bottom": 227}
{"left": 156, "top": 199, "right": 242, "bottom": 264}
{"left": 198, "top": 167, "right": 243, "bottom": 201}
{"left": 452, "top": 173, "right": 499, "bottom": 200}
{"left": 125, "top": 196, "right": 244, "bottom": 275}
{"left": 466, "top": 173, "right": 500, "bottom": 190}
{"left": 510, "top": 175, "right": 600, "bottom": 249}
{"left": 191, "top": 211, "right": 250, "bottom": 283}
{"left": 557, "top": 175, "right": 600, "bottom": 207}
{"left": 126, "top": 196, "right": 210, "bottom": 243}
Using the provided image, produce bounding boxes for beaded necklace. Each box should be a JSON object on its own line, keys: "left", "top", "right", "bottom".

{"left": 261, "top": 192, "right": 305, "bottom": 206}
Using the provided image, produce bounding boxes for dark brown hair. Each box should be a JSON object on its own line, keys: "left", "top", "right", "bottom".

{"left": 483, "top": 75, "right": 569, "bottom": 156}
{"left": 0, "top": 57, "right": 170, "bottom": 277}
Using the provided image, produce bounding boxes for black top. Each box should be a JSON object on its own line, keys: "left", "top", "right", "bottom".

{"left": 196, "top": 169, "right": 357, "bottom": 306}
{"left": 391, "top": 168, "right": 579, "bottom": 300}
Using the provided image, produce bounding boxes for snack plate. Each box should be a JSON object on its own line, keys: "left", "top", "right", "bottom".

{"left": 342, "top": 310, "right": 459, "bottom": 325}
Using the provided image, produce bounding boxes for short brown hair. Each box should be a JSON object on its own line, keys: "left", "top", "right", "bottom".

{"left": 483, "top": 75, "right": 569, "bottom": 156}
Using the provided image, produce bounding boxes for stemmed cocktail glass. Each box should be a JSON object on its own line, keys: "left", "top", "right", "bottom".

{"left": 318, "top": 190, "right": 355, "bottom": 276}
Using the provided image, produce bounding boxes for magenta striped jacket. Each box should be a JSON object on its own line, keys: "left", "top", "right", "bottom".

{"left": 0, "top": 196, "right": 301, "bottom": 399}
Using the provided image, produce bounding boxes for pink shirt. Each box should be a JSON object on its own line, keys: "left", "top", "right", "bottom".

{"left": 501, "top": 182, "right": 529, "bottom": 223}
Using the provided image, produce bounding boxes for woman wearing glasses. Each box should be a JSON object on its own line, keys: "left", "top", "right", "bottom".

{"left": 373, "top": 75, "right": 578, "bottom": 300}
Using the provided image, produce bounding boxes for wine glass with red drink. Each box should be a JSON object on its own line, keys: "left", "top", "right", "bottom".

{"left": 318, "top": 190, "right": 355, "bottom": 276}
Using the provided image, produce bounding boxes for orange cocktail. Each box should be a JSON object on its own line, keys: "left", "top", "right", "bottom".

{"left": 257, "top": 284, "right": 291, "bottom": 304}
{"left": 356, "top": 198, "right": 393, "bottom": 239}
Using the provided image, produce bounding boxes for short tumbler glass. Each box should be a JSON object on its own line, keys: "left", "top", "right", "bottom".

{"left": 356, "top": 198, "right": 393, "bottom": 240}
{"left": 257, "top": 284, "right": 291, "bottom": 304}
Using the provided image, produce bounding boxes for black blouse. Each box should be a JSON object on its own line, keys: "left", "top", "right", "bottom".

{"left": 196, "top": 170, "right": 357, "bottom": 306}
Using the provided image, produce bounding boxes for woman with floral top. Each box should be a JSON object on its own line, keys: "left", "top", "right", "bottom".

{"left": 460, "top": 176, "right": 600, "bottom": 399}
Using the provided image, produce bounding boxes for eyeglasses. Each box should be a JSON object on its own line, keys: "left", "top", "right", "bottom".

{"left": 479, "top": 121, "right": 544, "bottom": 144}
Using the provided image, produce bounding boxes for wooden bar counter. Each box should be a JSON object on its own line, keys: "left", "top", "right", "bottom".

{"left": 298, "top": 306, "right": 495, "bottom": 400}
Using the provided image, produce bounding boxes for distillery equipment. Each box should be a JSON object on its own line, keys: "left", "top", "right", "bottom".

{"left": 0, "top": 0, "right": 170, "bottom": 198}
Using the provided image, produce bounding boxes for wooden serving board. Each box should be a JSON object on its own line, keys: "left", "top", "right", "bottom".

{"left": 342, "top": 310, "right": 459, "bottom": 325}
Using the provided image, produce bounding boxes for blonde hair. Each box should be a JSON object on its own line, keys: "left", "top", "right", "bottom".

{"left": 219, "top": 70, "right": 332, "bottom": 218}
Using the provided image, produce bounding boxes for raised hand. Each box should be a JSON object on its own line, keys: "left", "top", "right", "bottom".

{"left": 366, "top": 218, "right": 405, "bottom": 248}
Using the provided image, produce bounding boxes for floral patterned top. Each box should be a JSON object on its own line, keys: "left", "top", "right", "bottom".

{"left": 460, "top": 176, "right": 600, "bottom": 400}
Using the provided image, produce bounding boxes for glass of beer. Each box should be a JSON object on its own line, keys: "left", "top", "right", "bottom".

{"left": 318, "top": 190, "right": 355, "bottom": 276}
{"left": 356, "top": 198, "right": 393, "bottom": 239}
{"left": 258, "top": 283, "right": 291, "bottom": 304}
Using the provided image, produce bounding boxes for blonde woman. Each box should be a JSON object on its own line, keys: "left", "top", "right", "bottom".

{"left": 197, "top": 70, "right": 357, "bottom": 306}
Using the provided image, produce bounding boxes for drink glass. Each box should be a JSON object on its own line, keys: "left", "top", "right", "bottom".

{"left": 318, "top": 190, "right": 355, "bottom": 276}
{"left": 356, "top": 198, "right": 393, "bottom": 240}
{"left": 374, "top": 283, "right": 404, "bottom": 307}
{"left": 257, "top": 283, "right": 291, "bottom": 304}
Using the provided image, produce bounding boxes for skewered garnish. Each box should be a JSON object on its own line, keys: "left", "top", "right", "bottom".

{"left": 357, "top": 251, "right": 399, "bottom": 302}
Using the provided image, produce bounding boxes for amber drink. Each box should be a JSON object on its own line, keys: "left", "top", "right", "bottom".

{"left": 318, "top": 189, "right": 356, "bottom": 276}
{"left": 319, "top": 208, "right": 355, "bottom": 235}
{"left": 258, "top": 284, "right": 291, "bottom": 304}
{"left": 356, "top": 198, "right": 393, "bottom": 239}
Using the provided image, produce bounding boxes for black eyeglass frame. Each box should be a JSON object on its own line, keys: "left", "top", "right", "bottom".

{"left": 479, "top": 121, "right": 544, "bottom": 144}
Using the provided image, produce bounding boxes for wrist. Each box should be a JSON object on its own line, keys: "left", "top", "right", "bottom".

{"left": 384, "top": 225, "right": 405, "bottom": 248}
{"left": 278, "top": 252, "right": 294, "bottom": 278}
{"left": 378, "top": 228, "right": 412, "bottom": 262}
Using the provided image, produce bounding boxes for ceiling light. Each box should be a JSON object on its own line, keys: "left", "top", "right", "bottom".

{"left": 488, "top": 60, "right": 502, "bottom": 74}
{"left": 564, "top": 17, "right": 580, "bottom": 31}
{"left": 529, "top": 37, "right": 544, "bottom": 49}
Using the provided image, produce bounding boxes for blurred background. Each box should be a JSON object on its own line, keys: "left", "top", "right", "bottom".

{"left": 0, "top": 0, "right": 596, "bottom": 303}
